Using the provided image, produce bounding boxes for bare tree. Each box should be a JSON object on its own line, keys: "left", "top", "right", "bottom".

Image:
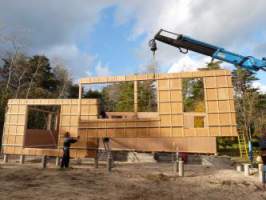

{"left": 25, "top": 57, "right": 41, "bottom": 98}
{"left": 51, "top": 57, "right": 72, "bottom": 98}
{"left": 0, "top": 28, "right": 28, "bottom": 94}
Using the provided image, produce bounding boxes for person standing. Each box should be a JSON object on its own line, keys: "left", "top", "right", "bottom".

{"left": 60, "top": 132, "right": 79, "bottom": 169}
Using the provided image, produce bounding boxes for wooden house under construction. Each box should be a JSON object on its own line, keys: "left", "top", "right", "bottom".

{"left": 1, "top": 69, "right": 238, "bottom": 158}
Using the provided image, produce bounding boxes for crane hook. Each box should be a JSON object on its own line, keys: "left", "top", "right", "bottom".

{"left": 149, "top": 39, "right": 157, "bottom": 56}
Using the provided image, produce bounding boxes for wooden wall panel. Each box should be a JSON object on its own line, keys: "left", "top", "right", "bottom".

{"left": 103, "top": 137, "right": 217, "bottom": 153}
{"left": 2, "top": 99, "right": 98, "bottom": 158}
{"left": 2, "top": 70, "right": 238, "bottom": 156}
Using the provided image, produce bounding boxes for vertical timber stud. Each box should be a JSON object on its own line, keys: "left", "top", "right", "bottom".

{"left": 19, "top": 155, "right": 25, "bottom": 164}
{"left": 134, "top": 80, "right": 138, "bottom": 113}
{"left": 78, "top": 83, "right": 82, "bottom": 121}
{"left": 47, "top": 113, "right": 52, "bottom": 130}
{"left": 42, "top": 155, "right": 47, "bottom": 168}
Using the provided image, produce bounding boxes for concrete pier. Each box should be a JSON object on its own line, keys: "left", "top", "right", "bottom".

{"left": 3, "top": 154, "right": 8, "bottom": 163}
{"left": 178, "top": 160, "right": 184, "bottom": 177}
{"left": 258, "top": 164, "right": 265, "bottom": 183}
{"left": 19, "top": 155, "right": 25, "bottom": 164}
{"left": 55, "top": 157, "right": 60, "bottom": 166}
{"left": 236, "top": 164, "right": 242, "bottom": 172}
{"left": 244, "top": 163, "right": 250, "bottom": 176}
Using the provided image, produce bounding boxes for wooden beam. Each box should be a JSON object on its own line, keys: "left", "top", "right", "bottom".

{"left": 78, "top": 83, "right": 82, "bottom": 120}
{"left": 134, "top": 80, "right": 138, "bottom": 113}
{"left": 28, "top": 107, "right": 57, "bottom": 114}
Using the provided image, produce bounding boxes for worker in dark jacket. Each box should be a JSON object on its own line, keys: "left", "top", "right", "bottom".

{"left": 60, "top": 132, "right": 79, "bottom": 168}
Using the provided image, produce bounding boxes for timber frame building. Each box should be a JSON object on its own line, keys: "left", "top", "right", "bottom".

{"left": 1, "top": 70, "right": 237, "bottom": 158}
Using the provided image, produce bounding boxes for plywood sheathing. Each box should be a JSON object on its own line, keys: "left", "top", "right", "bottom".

{"left": 2, "top": 70, "right": 237, "bottom": 156}
{"left": 79, "top": 70, "right": 237, "bottom": 139}
{"left": 100, "top": 137, "right": 217, "bottom": 154}
{"left": 2, "top": 99, "right": 98, "bottom": 158}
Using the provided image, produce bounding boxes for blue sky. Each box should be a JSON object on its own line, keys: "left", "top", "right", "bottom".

{"left": 0, "top": 0, "right": 265, "bottom": 92}
{"left": 84, "top": 6, "right": 145, "bottom": 75}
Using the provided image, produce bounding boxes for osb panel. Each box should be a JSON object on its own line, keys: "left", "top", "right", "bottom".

{"left": 103, "top": 137, "right": 217, "bottom": 153}
{"left": 3, "top": 70, "right": 238, "bottom": 156}
{"left": 79, "top": 69, "right": 237, "bottom": 141}
{"left": 206, "top": 89, "right": 218, "bottom": 100}
{"left": 170, "top": 90, "right": 182, "bottom": 102}
{"left": 159, "top": 91, "right": 170, "bottom": 102}
{"left": 2, "top": 99, "right": 98, "bottom": 158}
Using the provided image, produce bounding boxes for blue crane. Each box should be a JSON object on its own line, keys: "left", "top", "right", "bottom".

{"left": 149, "top": 29, "right": 266, "bottom": 162}
{"left": 149, "top": 29, "right": 266, "bottom": 72}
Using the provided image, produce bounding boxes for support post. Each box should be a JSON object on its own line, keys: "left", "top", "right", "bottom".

{"left": 107, "top": 153, "right": 112, "bottom": 172}
{"left": 42, "top": 155, "right": 47, "bottom": 168}
{"left": 19, "top": 155, "right": 25, "bottom": 164}
{"left": 3, "top": 154, "right": 8, "bottom": 163}
{"left": 258, "top": 164, "right": 265, "bottom": 183}
{"left": 47, "top": 113, "right": 52, "bottom": 130}
{"left": 173, "top": 161, "right": 178, "bottom": 174}
{"left": 244, "top": 163, "right": 250, "bottom": 176}
{"left": 55, "top": 157, "right": 60, "bottom": 166}
{"left": 178, "top": 160, "right": 184, "bottom": 177}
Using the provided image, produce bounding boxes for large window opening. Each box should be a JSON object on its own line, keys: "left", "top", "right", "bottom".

{"left": 182, "top": 78, "right": 206, "bottom": 128}
{"left": 83, "top": 82, "right": 134, "bottom": 119}
{"left": 137, "top": 80, "right": 158, "bottom": 112}
{"left": 182, "top": 78, "right": 205, "bottom": 112}
{"left": 24, "top": 106, "right": 60, "bottom": 148}
{"left": 82, "top": 80, "right": 158, "bottom": 119}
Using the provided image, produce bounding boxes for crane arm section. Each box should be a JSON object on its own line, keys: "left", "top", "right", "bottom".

{"left": 149, "top": 29, "right": 266, "bottom": 71}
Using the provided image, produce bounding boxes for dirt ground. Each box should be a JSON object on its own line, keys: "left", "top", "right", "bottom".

{"left": 0, "top": 159, "right": 266, "bottom": 200}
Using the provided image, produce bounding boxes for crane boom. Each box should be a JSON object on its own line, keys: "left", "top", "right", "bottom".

{"left": 149, "top": 29, "right": 266, "bottom": 71}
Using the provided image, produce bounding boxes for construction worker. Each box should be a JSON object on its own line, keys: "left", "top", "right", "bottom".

{"left": 60, "top": 132, "right": 79, "bottom": 169}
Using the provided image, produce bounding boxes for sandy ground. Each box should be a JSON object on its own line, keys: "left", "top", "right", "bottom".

{"left": 0, "top": 159, "right": 266, "bottom": 200}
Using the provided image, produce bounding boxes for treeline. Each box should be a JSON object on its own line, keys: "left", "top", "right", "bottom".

{"left": 84, "top": 80, "right": 157, "bottom": 113}
{"left": 0, "top": 53, "right": 80, "bottom": 144}
{"left": 0, "top": 52, "right": 265, "bottom": 149}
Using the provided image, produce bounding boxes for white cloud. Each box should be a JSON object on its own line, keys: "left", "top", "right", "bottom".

{"left": 252, "top": 81, "right": 266, "bottom": 94}
{"left": 42, "top": 44, "right": 95, "bottom": 79}
{"left": 168, "top": 55, "right": 209, "bottom": 73}
{"left": 115, "top": 0, "right": 266, "bottom": 71}
{"left": 1, "top": 0, "right": 265, "bottom": 80}
{"left": 95, "top": 61, "right": 111, "bottom": 76}
{"left": 0, "top": 0, "right": 115, "bottom": 79}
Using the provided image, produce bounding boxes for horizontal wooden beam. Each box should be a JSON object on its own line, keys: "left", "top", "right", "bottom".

{"left": 79, "top": 70, "right": 231, "bottom": 84}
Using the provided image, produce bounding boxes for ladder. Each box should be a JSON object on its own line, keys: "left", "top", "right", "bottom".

{"left": 238, "top": 130, "right": 248, "bottom": 159}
